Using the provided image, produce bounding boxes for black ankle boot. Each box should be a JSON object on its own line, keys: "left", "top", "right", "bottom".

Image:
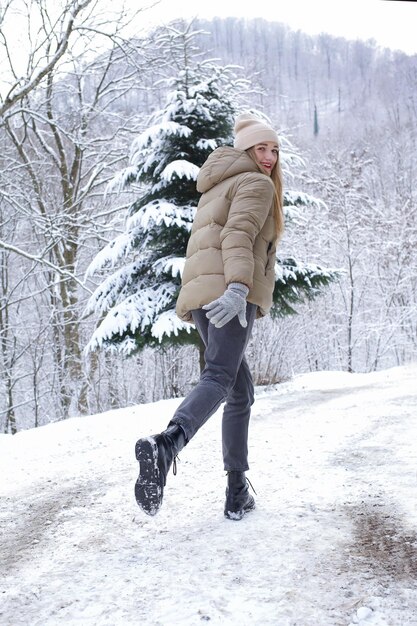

{"left": 135, "top": 424, "right": 187, "bottom": 516}
{"left": 224, "top": 471, "right": 256, "bottom": 520}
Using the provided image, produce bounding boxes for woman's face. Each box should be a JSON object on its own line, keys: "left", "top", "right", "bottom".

{"left": 252, "top": 141, "right": 279, "bottom": 176}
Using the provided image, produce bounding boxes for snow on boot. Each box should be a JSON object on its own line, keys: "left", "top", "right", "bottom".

{"left": 224, "top": 471, "right": 256, "bottom": 520}
{"left": 134, "top": 424, "right": 186, "bottom": 516}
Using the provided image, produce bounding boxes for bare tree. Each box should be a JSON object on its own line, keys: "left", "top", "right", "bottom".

{"left": 0, "top": 0, "right": 166, "bottom": 424}
{"left": 0, "top": 0, "right": 96, "bottom": 117}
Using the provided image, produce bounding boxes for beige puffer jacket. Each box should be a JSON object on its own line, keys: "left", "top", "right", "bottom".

{"left": 175, "top": 146, "right": 277, "bottom": 323}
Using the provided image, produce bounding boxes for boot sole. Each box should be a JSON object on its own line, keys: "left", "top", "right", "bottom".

{"left": 135, "top": 437, "right": 162, "bottom": 516}
{"left": 224, "top": 497, "right": 256, "bottom": 521}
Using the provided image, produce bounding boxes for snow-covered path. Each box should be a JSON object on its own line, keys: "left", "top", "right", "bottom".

{"left": 1, "top": 364, "right": 417, "bottom": 625}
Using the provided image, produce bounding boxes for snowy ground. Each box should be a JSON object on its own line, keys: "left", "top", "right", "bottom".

{"left": 1, "top": 363, "right": 417, "bottom": 626}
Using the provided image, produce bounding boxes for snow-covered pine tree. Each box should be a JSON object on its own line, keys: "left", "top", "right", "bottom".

{"left": 84, "top": 67, "right": 338, "bottom": 356}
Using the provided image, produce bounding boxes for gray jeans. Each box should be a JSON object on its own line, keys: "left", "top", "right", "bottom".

{"left": 170, "top": 303, "right": 257, "bottom": 471}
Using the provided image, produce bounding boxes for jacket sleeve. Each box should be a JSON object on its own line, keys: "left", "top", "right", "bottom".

{"left": 220, "top": 173, "right": 274, "bottom": 289}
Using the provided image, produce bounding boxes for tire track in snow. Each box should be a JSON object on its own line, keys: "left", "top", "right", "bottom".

{"left": 1, "top": 479, "right": 103, "bottom": 572}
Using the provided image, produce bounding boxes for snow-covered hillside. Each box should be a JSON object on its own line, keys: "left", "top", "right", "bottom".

{"left": 1, "top": 364, "right": 417, "bottom": 626}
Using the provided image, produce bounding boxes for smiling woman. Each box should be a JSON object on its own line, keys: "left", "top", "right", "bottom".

{"left": 134, "top": 112, "right": 285, "bottom": 520}
{"left": 251, "top": 143, "right": 279, "bottom": 176}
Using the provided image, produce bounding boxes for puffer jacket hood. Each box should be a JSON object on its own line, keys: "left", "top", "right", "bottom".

{"left": 197, "top": 147, "right": 261, "bottom": 194}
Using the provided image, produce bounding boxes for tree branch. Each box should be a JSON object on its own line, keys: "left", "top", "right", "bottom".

{"left": 0, "top": 0, "right": 94, "bottom": 118}
{"left": 0, "top": 239, "right": 91, "bottom": 293}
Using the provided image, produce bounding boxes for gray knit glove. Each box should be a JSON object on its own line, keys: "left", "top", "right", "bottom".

{"left": 203, "top": 282, "right": 249, "bottom": 328}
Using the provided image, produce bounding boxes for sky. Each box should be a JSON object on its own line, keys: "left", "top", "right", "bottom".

{"left": 1, "top": 363, "right": 417, "bottom": 624}
{"left": 140, "top": 0, "right": 417, "bottom": 55}
{"left": 1, "top": 0, "right": 415, "bottom": 96}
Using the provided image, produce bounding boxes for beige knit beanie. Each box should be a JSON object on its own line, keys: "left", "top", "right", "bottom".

{"left": 233, "top": 113, "right": 279, "bottom": 151}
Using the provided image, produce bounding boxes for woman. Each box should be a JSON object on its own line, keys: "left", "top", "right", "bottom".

{"left": 135, "top": 112, "right": 284, "bottom": 520}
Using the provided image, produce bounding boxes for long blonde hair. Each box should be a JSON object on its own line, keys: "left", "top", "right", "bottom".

{"left": 247, "top": 147, "right": 284, "bottom": 242}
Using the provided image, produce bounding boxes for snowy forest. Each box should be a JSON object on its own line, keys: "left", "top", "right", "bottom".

{"left": 1, "top": 1, "right": 416, "bottom": 433}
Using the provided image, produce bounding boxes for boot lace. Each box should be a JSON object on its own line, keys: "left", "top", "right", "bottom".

{"left": 172, "top": 455, "right": 180, "bottom": 476}
{"left": 245, "top": 476, "right": 257, "bottom": 496}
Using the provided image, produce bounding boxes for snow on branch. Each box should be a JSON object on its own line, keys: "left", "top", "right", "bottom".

{"left": 151, "top": 310, "right": 192, "bottom": 343}
{"left": 0, "top": 0, "right": 94, "bottom": 118}
{"left": 275, "top": 258, "right": 342, "bottom": 286}
{"left": 85, "top": 282, "right": 179, "bottom": 354}
{"left": 83, "top": 261, "right": 146, "bottom": 317}
{"left": 284, "top": 190, "right": 326, "bottom": 209}
{"left": 84, "top": 231, "right": 140, "bottom": 277}
{"left": 106, "top": 165, "right": 139, "bottom": 193}
{"left": 278, "top": 136, "right": 306, "bottom": 169}
{"left": 125, "top": 201, "right": 195, "bottom": 233}
{"left": 152, "top": 256, "right": 185, "bottom": 278}
{"left": 196, "top": 138, "right": 218, "bottom": 151}
{"left": 160, "top": 160, "right": 200, "bottom": 182}
{"left": 131, "top": 122, "right": 192, "bottom": 154}
{"left": 0, "top": 238, "right": 91, "bottom": 293}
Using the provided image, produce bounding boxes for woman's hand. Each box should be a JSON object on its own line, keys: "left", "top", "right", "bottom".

{"left": 203, "top": 283, "right": 249, "bottom": 328}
